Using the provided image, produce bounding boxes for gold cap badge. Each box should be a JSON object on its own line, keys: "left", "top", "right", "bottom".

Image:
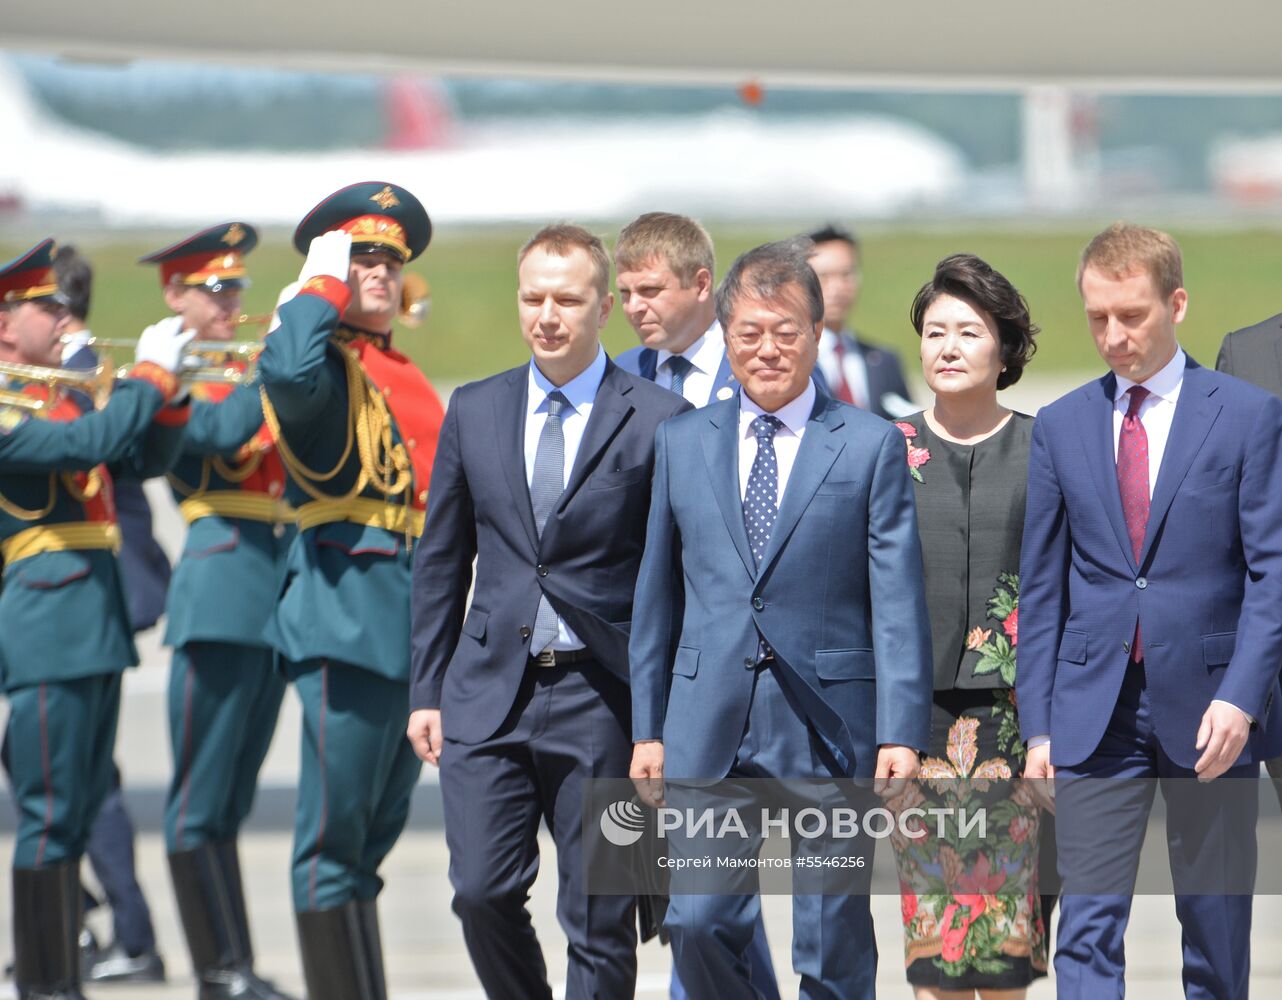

{"left": 370, "top": 186, "right": 401, "bottom": 210}
{"left": 222, "top": 224, "right": 246, "bottom": 246}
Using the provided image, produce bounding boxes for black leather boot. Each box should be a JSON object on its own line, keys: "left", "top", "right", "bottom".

{"left": 168, "top": 842, "right": 297, "bottom": 1000}
{"left": 12, "top": 860, "right": 87, "bottom": 1000}
{"left": 296, "top": 901, "right": 386, "bottom": 1000}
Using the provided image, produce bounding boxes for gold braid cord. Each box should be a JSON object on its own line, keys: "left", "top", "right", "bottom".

{"left": 0, "top": 474, "right": 58, "bottom": 522}
{"left": 261, "top": 343, "right": 414, "bottom": 528}
{"left": 0, "top": 466, "right": 103, "bottom": 522}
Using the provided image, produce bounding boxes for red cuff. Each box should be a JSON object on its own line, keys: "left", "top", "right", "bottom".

{"left": 299, "top": 275, "right": 352, "bottom": 314}
{"left": 153, "top": 401, "right": 191, "bottom": 427}
{"left": 126, "top": 362, "right": 180, "bottom": 403}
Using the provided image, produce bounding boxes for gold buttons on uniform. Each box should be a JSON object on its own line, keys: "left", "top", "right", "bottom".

{"left": 418, "top": 489, "right": 428, "bottom": 504}
{"left": 408, "top": 439, "right": 417, "bottom": 449}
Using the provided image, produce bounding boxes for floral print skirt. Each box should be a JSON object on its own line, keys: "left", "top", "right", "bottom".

{"left": 891, "top": 688, "right": 1049, "bottom": 989}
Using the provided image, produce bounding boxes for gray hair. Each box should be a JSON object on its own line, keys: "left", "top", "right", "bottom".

{"left": 715, "top": 238, "right": 824, "bottom": 330}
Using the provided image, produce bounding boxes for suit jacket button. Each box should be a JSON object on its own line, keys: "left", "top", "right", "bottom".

{"left": 520, "top": 626, "right": 532, "bottom": 640}
{"left": 537, "top": 564, "right": 549, "bottom": 577}
{"left": 1136, "top": 577, "right": 1148, "bottom": 589}
{"left": 744, "top": 657, "right": 756, "bottom": 669}
{"left": 752, "top": 597, "right": 764, "bottom": 611}
{"left": 1123, "top": 640, "right": 1130, "bottom": 654}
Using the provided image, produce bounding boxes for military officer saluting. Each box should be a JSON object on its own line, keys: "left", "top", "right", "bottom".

{"left": 0, "top": 239, "right": 192, "bottom": 1000}
{"left": 137, "top": 224, "right": 297, "bottom": 1000}
{"left": 256, "top": 182, "right": 444, "bottom": 1000}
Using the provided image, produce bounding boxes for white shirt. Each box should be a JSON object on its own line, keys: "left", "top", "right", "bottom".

{"left": 523, "top": 346, "right": 608, "bottom": 650}
{"left": 61, "top": 329, "right": 92, "bottom": 365}
{"left": 1112, "top": 346, "right": 1186, "bottom": 497}
{"left": 656, "top": 321, "right": 725, "bottom": 408}
{"left": 818, "top": 328, "right": 870, "bottom": 409}
{"left": 737, "top": 380, "right": 817, "bottom": 506}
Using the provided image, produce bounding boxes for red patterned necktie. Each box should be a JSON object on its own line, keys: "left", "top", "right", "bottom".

{"left": 1117, "top": 385, "right": 1151, "bottom": 659}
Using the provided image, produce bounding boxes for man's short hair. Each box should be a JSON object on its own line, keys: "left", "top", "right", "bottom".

{"left": 1078, "top": 222, "right": 1183, "bottom": 299}
{"left": 614, "top": 212, "right": 715, "bottom": 287}
{"left": 715, "top": 238, "right": 824, "bottom": 331}
{"left": 518, "top": 223, "right": 611, "bottom": 296}
{"left": 805, "top": 222, "right": 860, "bottom": 251}
{"left": 52, "top": 245, "right": 92, "bottom": 322}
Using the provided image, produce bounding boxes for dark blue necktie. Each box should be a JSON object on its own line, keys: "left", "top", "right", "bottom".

{"left": 667, "top": 355, "right": 694, "bottom": 399}
{"left": 744, "top": 414, "right": 783, "bottom": 566}
{"left": 530, "top": 391, "right": 569, "bottom": 652}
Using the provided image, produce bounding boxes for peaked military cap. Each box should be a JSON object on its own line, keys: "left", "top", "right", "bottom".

{"left": 0, "top": 238, "right": 69, "bottom": 306}
{"left": 293, "top": 182, "right": 431, "bottom": 263}
{"left": 139, "top": 222, "right": 258, "bottom": 291}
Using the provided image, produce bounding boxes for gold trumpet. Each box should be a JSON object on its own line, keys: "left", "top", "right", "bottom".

{"left": 0, "top": 358, "right": 119, "bottom": 413}
{"left": 400, "top": 273, "right": 432, "bottom": 328}
{"left": 182, "top": 341, "right": 264, "bottom": 385}
{"left": 77, "top": 336, "right": 262, "bottom": 385}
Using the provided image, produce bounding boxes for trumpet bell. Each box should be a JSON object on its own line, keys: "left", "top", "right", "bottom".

{"left": 399, "top": 273, "right": 432, "bottom": 329}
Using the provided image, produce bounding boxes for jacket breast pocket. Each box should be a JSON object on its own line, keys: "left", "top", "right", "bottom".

{"left": 1183, "top": 466, "right": 1235, "bottom": 493}
{"left": 672, "top": 645, "right": 700, "bottom": 677}
{"left": 814, "top": 479, "right": 863, "bottom": 496}
{"left": 589, "top": 463, "right": 648, "bottom": 490}
{"left": 461, "top": 606, "right": 489, "bottom": 642}
{"left": 1202, "top": 631, "right": 1236, "bottom": 667}
{"left": 11, "top": 550, "right": 92, "bottom": 591}
{"left": 1057, "top": 629, "right": 1088, "bottom": 664}
{"left": 815, "top": 648, "right": 876, "bottom": 680}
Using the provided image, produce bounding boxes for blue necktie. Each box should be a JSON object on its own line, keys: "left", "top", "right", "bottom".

{"left": 530, "top": 391, "right": 569, "bottom": 652}
{"left": 744, "top": 414, "right": 783, "bottom": 664}
{"left": 744, "top": 414, "right": 783, "bottom": 566}
{"left": 667, "top": 355, "right": 694, "bottom": 399}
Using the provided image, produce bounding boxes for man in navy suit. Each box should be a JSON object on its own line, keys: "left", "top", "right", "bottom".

{"left": 613, "top": 213, "right": 780, "bottom": 1000}
{"left": 1019, "top": 223, "right": 1282, "bottom": 998}
{"left": 614, "top": 212, "right": 739, "bottom": 406}
{"left": 630, "top": 238, "right": 932, "bottom": 999}
{"left": 408, "top": 224, "right": 691, "bottom": 1000}
{"left": 806, "top": 223, "right": 912, "bottom": 420}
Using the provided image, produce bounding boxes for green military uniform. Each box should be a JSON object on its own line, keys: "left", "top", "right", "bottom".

{"left": 256, "top": 182, "right": 443, "bottom": 1000}
{"left": 138, "top": 224, "right": 297, "bottom": 1000}
{"left": 0, "top": 238, "right": 188, "bottom": 1000}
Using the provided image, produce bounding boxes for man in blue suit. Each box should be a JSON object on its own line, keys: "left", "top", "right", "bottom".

{"left": 1019, "top": 223, "right": 1282, "bottom": 999}
{"left": 614, "top": 212, "right": 739, "bottom": 406}
{"left": 408, "top": 224, "right": 692, "bottom": 999}
{"left": 613, "top": 211, "right": 780, "bottom": 1000}
{"left": 630, "top": 238, "right": 932, "bottom": 999}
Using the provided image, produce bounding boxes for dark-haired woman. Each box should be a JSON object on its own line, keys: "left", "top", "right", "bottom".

{"left": 891, "top": 254, "right": 1048, "bottom": 999}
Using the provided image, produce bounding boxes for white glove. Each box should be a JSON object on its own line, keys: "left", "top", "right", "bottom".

{"left": 267, "top": 281, "right": 302, "bottom": 333}
{"left": 298, "top": 231, "right": 352, "bottom": 285}
{"left": 135, "top": 316, "right": 197, "bottom": 374}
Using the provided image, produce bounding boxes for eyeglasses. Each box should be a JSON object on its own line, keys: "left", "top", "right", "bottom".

{"left": 728, "top": 330, "right": 804, "bottom": 350}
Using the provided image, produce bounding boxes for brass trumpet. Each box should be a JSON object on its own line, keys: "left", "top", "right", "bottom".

{"left": 75, "top": 337, "right": 262, "bottom": 385}
{"left": 400, "top": 273, "right": 432, "bottom": 328}
{"left": 0, "top": 358, "right": 119, "bottom": 413}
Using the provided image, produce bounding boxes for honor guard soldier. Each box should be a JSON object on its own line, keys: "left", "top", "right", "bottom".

{"left": 0, "top": 239, "right": 192, "bottom": 1000}
{"left": 137, "top": 225, "right": 298, "bottom": 1000}
{"left": 256, "top": 182, "right": 444, "bottom": 1000}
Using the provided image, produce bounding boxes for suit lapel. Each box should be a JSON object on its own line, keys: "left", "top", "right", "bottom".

{"left": 557, "top": 362, "right": 634, "bottom": 512}
{"left": 1140, "top": 360, "right": 1220, "bottom": 566}
{"left": 493, "top": 368, "right": 539, "bottom": 552}
{"left": 713, "top": 351, "right": 738, "bottom": 398}
{"left": 700, "top": 399, "right": 755, "bottom": 577}
{"left": 756, "top": 394, "right": 845, "bottom": 580}
{"left": 1077, "top": 373, "right": 1139, "bottom": 572}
